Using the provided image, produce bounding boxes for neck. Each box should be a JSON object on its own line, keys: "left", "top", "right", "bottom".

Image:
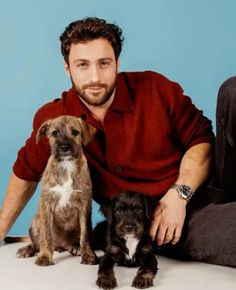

{"left": 80, "top": 90, "right": 115, "bottom": 123}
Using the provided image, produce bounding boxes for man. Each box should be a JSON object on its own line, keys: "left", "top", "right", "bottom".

{"left": 0, "top": 17, "right": 235, "bottom": 266}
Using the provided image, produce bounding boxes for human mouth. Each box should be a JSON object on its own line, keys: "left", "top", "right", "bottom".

{"left": 87, "top": 86, "right": 104, "bottom": 90}
{"left": 84, "top": 83, "right": 106, "bottom": 90}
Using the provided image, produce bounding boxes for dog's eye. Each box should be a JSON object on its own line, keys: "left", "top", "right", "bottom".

{"left": 52, "top": 130, "right": 58, "bottom": 137}
{"left": 134, "top": 208, "right": 143, "bottom": 214}
{"left": 115, "top": 208, "right": 123, "bottom": 215}
{"left": 71, "top": 129, "right": 79, "bottom": 136}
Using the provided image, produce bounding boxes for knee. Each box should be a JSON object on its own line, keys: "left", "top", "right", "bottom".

{"left": 216, "top": 76, "right": 236, "bottom": 146}
{"left": 182, "top": 203, "right": 236, "bottom": 267}
{"left": 217, "top": 76, "right": 236, "bottom": 106}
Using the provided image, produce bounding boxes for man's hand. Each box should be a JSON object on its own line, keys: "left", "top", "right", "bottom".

{"left": 0, "top": 173, "right": 37, "bottom": 240}
{"left": 149, "top": 188, "right": 187, "bottom": 246}
{"left": 149, "top": 142, "right": 213, "bottom": 246}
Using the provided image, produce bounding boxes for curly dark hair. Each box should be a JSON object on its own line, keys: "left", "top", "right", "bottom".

{"left": 60, "top": 17, "right": 124, "bottom": 64}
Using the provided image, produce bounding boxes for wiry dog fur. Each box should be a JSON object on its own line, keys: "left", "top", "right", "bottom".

{"left": 17, "top": 115, "right": 97, "bottom": 266}
{"left": 95, "top": 191, "right": 158, "bottom": 289}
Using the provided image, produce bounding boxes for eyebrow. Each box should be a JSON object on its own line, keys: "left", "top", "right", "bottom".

{"left": 73, "top": 57, "right": 113, "bottom": 64}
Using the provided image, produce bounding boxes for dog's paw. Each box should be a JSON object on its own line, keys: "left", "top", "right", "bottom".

{"left": 132, "top": 275, "right": 154, "bottom": 289}
{"left": 81, "top": 253, "right": 98, "bottom": 265}
{"left": 69, "top": 245, "right": 80, "bottom": 256}
{"left": 55, "top": 247, "right": 66, "bottom": 253}
{"left": 96, "top": 275, "right": 117, "bottom": 290}
{"left": 16, "top": 245, "right": 36, "bottom": 258}
{"left": 35, "top": 255, "right": 54, "bottom": 266}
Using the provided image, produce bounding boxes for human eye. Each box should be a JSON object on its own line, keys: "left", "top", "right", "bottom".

{"left": 99, "top": 59, "right": 111, "bottom": 68}
{"left": 76, "top": 62, "right": 89, "bottom": 69}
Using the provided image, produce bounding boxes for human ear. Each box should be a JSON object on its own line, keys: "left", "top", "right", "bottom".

{"left": 117, "top": 58, "right": 120, "bottom": 72}
{"left": 64, "top": 61, "right": 70, "bottom": 77}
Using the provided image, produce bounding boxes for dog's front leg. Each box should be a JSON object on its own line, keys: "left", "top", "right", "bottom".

{"left": 79, "top": 203, "right": 97, "bottom": 265}
{"left": 35, "top": 199, "right": 54, "bottom": 266}
{"left": 132, "top": 251, "right": 158, "bottom": 289}
{"left": 96, "top": 252, "right": 118, "bottom": 290}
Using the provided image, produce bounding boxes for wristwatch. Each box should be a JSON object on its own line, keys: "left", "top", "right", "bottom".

{"left": 170, "top": 184, "right": 194, "bottom": 202}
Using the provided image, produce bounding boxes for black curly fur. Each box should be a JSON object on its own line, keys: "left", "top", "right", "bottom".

{"left": 94, "top": 190, "right": 158, "bottom": 289}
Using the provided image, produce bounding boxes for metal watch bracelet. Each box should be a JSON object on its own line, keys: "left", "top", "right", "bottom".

{"left": 170, "top": 183, "right": 194, "bottom": 202}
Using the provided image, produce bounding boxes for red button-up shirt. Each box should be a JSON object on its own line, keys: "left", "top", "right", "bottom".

{"left": 13, "top": 71, "right": 214, "bottom": 203}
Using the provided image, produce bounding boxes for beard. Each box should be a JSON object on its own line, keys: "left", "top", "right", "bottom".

{"left": 71, "top": 77, "right": 116, "bottom": 107}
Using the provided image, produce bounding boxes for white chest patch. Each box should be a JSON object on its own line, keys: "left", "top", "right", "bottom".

{"left": 49, "top": 160, "right": 81, "bottom": 208}
{"left": 124, "top": 235, "right": 139, "bottom": 260}
{"left": 51, "top": 179, "right": 74, "bottom": 208}
{"left": 59, "top": 160, "right": 76, "bottom": 173}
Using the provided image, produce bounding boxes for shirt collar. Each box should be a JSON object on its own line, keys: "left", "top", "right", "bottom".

{"left": 64, "top": 72, "right": 135, "bottom": 118}
{"left": 110, "top": 73, "right": 135, "bottom": 113}
{"left": 64, "top": 87, "right": 88, "bottom": 118}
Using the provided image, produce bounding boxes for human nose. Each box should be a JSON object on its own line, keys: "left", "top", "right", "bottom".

{"left": 90, "top": 65, "right": 100, "bottom": 83}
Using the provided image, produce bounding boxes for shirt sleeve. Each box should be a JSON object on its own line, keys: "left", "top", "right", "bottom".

{"left": 13, "top": 99, "right": 63, "bottom": 182}
{"left": 13, "top": 121, "right": 50, "bottom": 182}
{"left": 161, "top": 76, "right": 215, "bottom": 150}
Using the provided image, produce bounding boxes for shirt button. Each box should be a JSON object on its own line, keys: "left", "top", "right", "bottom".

{"left": 115, "top": 166, "right": 122, "bottom": 173}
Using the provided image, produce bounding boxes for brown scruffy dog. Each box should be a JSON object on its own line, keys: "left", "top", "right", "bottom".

{"left": 16, "top": 115, "right": 97, "bottom": 266}
{"left": 95, "top": 190, "right": 158, "bottom": 289}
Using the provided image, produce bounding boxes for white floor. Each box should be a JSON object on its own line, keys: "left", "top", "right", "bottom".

{"left": 0, "top": 242, "right": 235, "bottom": 290}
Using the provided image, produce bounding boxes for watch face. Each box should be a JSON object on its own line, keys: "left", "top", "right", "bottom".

{"left": 179, "top": 185, "right": 193, "bottom": 201}
{"left": 171, "top": 184, "right": 194, "bottom": 202}
{"left": 181, "top": 185, "right": 189, "bottom": 196}
{"left": 181, "top": 191, "right": 188, "bottom": 198}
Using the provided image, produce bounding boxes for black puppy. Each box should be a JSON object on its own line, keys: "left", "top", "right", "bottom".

{"left": 95, "top": 190, "right": 158, "bottom": 289}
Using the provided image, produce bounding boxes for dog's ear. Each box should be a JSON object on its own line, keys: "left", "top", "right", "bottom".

{"left": 99, "top": 198, "right": 113, "bottom": 223}
{"left": 143, "top": 196, "right": 157, "bottom": 221}
{"left": 36, "top": 121, "right": 51, "bottom": 144}
{"left": 78, "top": 118, "right": 97, "bottom": 146}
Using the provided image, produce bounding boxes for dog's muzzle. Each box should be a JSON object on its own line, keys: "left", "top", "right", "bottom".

{"left": 118, "top": 221, "right": 138, "bottom": 237}
{"left": 59, "top": 143, "right": 71, "bottom": 152}
{"left": 55, "top": 141, "right": 79, "bottom": 160}
{"left": 124, "top": 223, "right": 136, "bottom": 232}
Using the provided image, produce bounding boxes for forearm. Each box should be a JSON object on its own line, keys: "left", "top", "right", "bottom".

{"left": 150, "top": 142, "right": 213, "bottom": 244}
{"left": 0, "top": 173, "right": 38, "bottom": 239}
{"left": 175, "top": 142, "right": 213, "bottom": 191}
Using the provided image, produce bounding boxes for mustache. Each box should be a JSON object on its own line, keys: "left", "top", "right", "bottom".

{"left": 82, "top": 83, "right": 107, "bottom": 89}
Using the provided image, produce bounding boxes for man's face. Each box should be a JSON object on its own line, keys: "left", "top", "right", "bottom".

{"left": 64, "top": 38, "right": 118, "bottom": 107}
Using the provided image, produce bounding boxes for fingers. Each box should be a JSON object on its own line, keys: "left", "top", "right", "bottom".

{"left": 159, "top": 225, "right": 183, "bottom": 245}
{"left": 163, "top": 230, "right": 175, "bottom": 244}
{"left": 150, "top": 219, "right": 182, "bottom": 246}
{"left": 150, "top": 215, "right": 176, "bottom": 245}
{"left": 150, "top": 207, "right": 175, "bottom": 246}
{"left": 156, "top": 227, "right": 167, "bottom": 246}
{"left": 150, "top": 203, "right": 185, "bottom": 246}
{"left": 171, "top": 226, "right": 182, "bottom": 245}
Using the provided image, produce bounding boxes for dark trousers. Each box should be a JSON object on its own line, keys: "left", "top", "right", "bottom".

{"left": 160, "top": 76, "right": 236, "bottom": 267}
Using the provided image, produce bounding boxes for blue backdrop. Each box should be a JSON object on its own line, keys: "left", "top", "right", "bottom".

{"left": 1, "top": 0, "right": 236, "bottom": 235}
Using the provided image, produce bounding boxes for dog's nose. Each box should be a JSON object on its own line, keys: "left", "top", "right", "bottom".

{"left": 125, "top": 224, "right": 136, "bottom": 231}
{"left": 59, "top": 143, "right": 71, "bottom": 152}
